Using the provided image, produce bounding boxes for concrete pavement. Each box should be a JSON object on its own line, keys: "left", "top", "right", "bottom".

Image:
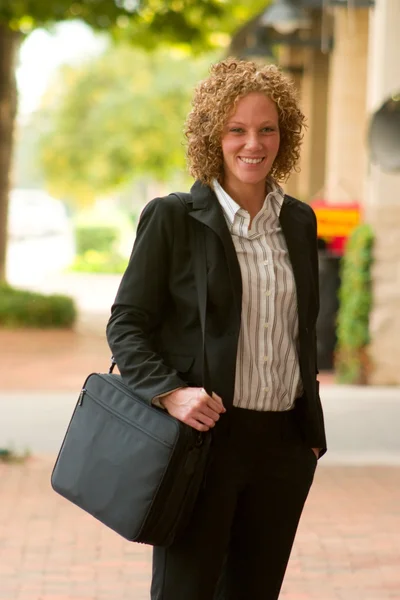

{"left": 1, "top": 384, "right": 399, "bottom": 463}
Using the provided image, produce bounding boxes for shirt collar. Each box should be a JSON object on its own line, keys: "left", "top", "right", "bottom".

{"left": 212, "top": 178, "right": 285, "bottom": 226}
{"left": 212, "top": 179, "right": 241, "bottom": 227}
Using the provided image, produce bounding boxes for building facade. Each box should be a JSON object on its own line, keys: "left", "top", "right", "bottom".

{"left": 231, "top": 0, "right": 400, "bottom": 383}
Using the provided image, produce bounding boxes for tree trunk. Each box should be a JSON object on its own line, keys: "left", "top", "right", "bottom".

{"left": 0, "top": 25, "right": 20, "bottom": 283}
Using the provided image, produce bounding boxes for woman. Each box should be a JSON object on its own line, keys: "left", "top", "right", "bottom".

{"left": 107, "top": 58, "right": 326, "bottom": 600}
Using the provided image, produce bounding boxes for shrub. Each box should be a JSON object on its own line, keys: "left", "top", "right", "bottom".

{"left": 335, "top": 224, "right": 374, "bottom": 384}
{"left": 0, "top": 447, "right": 31, "bottom": 463}
{"left": 0, "top": 284, "right": 77, "bottom": 328}
{"left": 75, "top": 225, "right": 119, "bottom": 255}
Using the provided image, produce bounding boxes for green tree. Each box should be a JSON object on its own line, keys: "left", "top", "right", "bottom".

{"left": 0, "top": 0, "right": 267, "bottom": 281}
{"left": 38, "top": 46, "right": 213, "bottom": 204}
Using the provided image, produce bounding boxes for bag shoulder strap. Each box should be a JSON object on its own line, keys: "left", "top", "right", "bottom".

{"left": 172, "top": 191, "right": 192, "bottom": 205}
{"left": 171, "top": 192, "right": 212, "bottom": 396}
{"left": 111, "top": 192, "right": 212, "bottom": 397}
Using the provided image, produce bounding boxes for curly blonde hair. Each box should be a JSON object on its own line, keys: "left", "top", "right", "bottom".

{"left": 185, "top": 58, "right": 306, "bottom": 185}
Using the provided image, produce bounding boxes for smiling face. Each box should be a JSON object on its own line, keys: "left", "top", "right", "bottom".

{"left": 220, "top": 92, "right": 280, "bottom": 198}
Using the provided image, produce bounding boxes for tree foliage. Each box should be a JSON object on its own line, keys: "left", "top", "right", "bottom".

{"left": 0, "top": 0, "right": 268, "bottom": 280}
{"left": 38, "top": 45, "right": 214, "bottom": 203}
{"left": 0, "top": 1, "right": 267, "bottom": 50}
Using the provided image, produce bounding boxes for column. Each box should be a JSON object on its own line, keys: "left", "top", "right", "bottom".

{"left": 324, "top": 7, "right": 370, "bottom": 203}
{"left": 298, "top": 11, "right": 330, "bottom": 201}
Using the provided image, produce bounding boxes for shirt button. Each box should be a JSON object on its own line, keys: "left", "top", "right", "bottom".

{"left": 263, "top": 260, "right": 268, "bottom": 266}
{"left": 263, "top": 356, "right": 268, "bottom": 362}
{"left": 264, "top": 387, "right": 269, "bottom": 393}
{"left": 265, "top": 290, "right": 271, "bottom": 296}
{"left": 264, "top": 322, "right": 269, "bottom": 328}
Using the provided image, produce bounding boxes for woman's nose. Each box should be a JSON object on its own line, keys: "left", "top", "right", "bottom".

{"left": 244, "top": 133, "right": 262, "bottom": 150}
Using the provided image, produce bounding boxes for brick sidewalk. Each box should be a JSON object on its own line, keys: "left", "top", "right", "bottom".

{"left": 0, "top": 329, "right": 110, "bottom": 392}
{"left": 1, "top": 457, "right": 399, "bottom": 600}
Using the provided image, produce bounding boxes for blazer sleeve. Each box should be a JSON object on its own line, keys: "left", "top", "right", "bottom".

{"left": 106, "top": 197, "right": 188, "bottom": 403}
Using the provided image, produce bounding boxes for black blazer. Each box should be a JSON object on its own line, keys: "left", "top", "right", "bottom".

{"left": 106, "top": 180, "right": 327, "bottom": 455}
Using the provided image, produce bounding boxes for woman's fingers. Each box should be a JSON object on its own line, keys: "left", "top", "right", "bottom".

{"left": 196, "top": 412, "right": 217, "bottom": 428}
{"left": 191, "top": 390, "right": 225, "bottom": 428}
{"left": 199, "top": 389, "right": 226, "bottom": 413}
{"left": 186, "top": 418, "right": 210, "bottom": 432}
{"left": 199, "top": 408, "right": 220, "bottom": 423}
{"left": 211, "top": 391, "right": 224, "bottom": 404}
{"left": 161, "top": 387, "right": 225, "bottom": 431}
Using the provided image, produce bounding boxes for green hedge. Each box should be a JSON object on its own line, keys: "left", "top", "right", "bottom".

{"left": 335, "top": 224, "right": 374, "bottom": 384}
{"left": 75, "top": 225, "right": 119, "bottom": 255}
{"left": 0, "top": 284, "right": 77, "bottom": 328}
{"left": 0, "top": 448, "right": 30, "bottom": 463}
{"left": 70, "top": 250, "right": 127, "bottom": 274}
{"left": 71, "top": 224, "right": 127, "bottom": 274}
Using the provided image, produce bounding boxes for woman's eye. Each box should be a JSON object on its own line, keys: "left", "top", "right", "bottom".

{"left": 230, "top": 127, "right": 243, "bottom": 133}
{"left": 262, "top": 127, "right": 275, "bottom": 133}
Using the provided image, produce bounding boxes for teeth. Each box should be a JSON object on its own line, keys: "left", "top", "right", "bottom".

{"left": 240, "top": 157, "right": 263, "bottom": 164}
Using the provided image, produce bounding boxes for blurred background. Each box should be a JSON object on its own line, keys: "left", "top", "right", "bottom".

{"left": 1, "top": 3, "right": 400, "bottom": 599}
{"left": 0, "top": 0, "right": 398, "bottom": 429}
{"left": 1, "top": 0, "right": 399, "bottom": 388}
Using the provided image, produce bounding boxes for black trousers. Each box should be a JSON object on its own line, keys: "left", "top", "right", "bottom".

{"left": 151, "top": 405, "right": 317, "bottom": 600}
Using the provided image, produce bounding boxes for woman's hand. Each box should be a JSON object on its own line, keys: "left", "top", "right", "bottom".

{"left": 311, "top": 447, "right": 320, "bottom": 459}
{"left": 160, "top": 387, "right": 226, "bottom": 432}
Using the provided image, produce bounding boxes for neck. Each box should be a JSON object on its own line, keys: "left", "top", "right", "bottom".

{"left": 221, "top": 179, "right": 267, "bottom": 219}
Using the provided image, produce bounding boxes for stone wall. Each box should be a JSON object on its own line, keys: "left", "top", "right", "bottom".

{"left": 365, "top": 0, "right": 400, "bottom": 385}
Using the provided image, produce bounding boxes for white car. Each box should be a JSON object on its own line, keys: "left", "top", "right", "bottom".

{"left": 8, "top": 189, "right": 73, "bottom": 240}
{"left": 7, "top": 189, "right": 75, "bottom": 283}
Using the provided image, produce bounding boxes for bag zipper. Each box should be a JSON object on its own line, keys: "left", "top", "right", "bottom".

{"left": 78, "top": 389, "right": 86, "bottom": 405}
{"left": 78, "top": 383, "right": 174, "bottom": 449}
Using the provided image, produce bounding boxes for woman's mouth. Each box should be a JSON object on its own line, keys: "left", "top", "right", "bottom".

{"left": 239, "top": 157, "right": 264, "bottom": 165}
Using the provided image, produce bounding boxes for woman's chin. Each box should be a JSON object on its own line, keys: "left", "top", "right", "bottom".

{"left": 235, "top": 173, "right": 269, "bottom": 187}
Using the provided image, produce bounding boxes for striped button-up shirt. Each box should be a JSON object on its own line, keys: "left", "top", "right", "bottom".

{"left": 213, "top": 179, "right": 303, "bottom": 411}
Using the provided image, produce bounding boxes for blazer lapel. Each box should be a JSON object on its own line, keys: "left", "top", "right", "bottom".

{"left": 186, "top": 184, "right": 310, "bottom": 329}
{"left": 279, "top": 196, "right": 309, "bottom": 331}
{"left": 188, "top": 181, "right": 242, "bottom": 316}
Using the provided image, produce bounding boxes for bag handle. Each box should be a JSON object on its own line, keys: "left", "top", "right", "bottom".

{"left": 109, "top": 192, "right": 212, "bottom": 397}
